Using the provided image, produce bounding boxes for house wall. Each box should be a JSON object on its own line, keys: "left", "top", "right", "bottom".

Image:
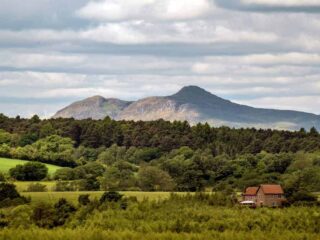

{"left": 243, "top": 195, "right": 256, "bottom": 202}
{"left": 257, "top": 188, "right": 283, "bottom": 207}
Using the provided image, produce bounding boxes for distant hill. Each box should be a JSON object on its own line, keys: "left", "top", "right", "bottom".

{"left": 53, "top": 96, "right": 132, "bottom": 120}
{"left": 53, "top": 86, "right": 320, "bottom": 130}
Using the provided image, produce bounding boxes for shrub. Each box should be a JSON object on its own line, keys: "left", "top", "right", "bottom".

{"left": 78, "top": 194, "right": 90, "bottom": 206}
{"left": 100, "top": 191, "right": 123, "bottom": 204}
{"left": 32, "top": 202, "right": 55, "bottom": 228}
{"left": 0, "top": 183, "right": 29, "bottom": 208}
{"left": 26, "top": 183, "right": 47, "bottom": 192}
{"left": 8, "top": 205, "right": 33, "bottom": 228}
{"left": 53, "top": 198, "right": 76, "bottom": 226}
{"left": 0, "top": 173, "right": 5, "bottom": 182}
{"left": 54, "top": 181, "right": 78, "bottom": 192}
{"left": 290, "top": 190, "right": 318, "bottom": 203}
{"left": 0, "top": 183, "right": 20, "bottom": 201}
{"left": 77, "top": 177, "right": 100, "bottom": 191}
{"left": 54, "top": 168, "right": 75, "bottom": 180}
{"left": 9, "top": 162, "right": 48, "bottom": 181}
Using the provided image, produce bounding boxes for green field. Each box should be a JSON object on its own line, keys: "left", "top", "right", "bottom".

{"left": 0, "top": 158, "right": 61, "bottom": 176}
{"left": 21, "top": 191, "right": 187, "bottom": 205}
{"left": 14, "top": 181, "right": 57, "bottom": 192}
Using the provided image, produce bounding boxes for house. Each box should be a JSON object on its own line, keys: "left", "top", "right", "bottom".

{"left": 241, "top": 184, "right": 286, "bottom": 207}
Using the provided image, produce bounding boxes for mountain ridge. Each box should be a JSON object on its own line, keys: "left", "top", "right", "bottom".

{"left": 53, "top": 86, "right": 320, "bottom": 130}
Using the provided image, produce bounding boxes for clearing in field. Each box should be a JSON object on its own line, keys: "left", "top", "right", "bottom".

{"left": 0, "top": 157, "right": 61, "bottom": 176}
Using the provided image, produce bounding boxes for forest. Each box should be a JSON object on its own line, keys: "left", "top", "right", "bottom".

{"left": 0, "top": 114, "right": 320, "bottom": 195}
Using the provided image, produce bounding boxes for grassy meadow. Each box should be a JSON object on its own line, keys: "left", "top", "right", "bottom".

{"left": 21, "top": 191, "right": 182, "bottom": 204}
{"left": 0, "top": 158, "right": 61, "bottom": 176}
{"left": 13, "top": 181, "right": 57, "bottom": 192}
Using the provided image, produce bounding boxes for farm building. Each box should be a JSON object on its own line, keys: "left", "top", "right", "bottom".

{"left": 241, "top": 184, "right": 286, "bottom": 207}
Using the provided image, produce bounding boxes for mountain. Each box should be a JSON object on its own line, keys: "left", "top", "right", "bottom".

{"left": 53, "top": 86, "right": 320, "bottom": 130}
{"left": 53, "top": 96, "right": 132, "bottom": 120}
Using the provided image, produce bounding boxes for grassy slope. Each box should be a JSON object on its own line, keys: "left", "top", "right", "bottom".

{"left": 0, "top": 158, "right": 61, "bottom": 176}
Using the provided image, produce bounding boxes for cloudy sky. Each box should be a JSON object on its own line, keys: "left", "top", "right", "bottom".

{"left": 1, "top": 0, "right": 320, "bottom": 118}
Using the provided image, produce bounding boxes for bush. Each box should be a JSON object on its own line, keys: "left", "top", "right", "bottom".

{"left": 0, "top": 173, "right": 5, "bottom": 182}
{"left": 8, "top": 205, "right": 33, "bottom": 228}
{"left": 54, "top": 181, "right": 78, "bottom": 192}
{"left": 78, "top": 194, "right": 90, "bottom": 206}
{"left": 9, "top": 162, "right": 48, "bottom": 181}
{"left": 0, "top": 183, "right": 20, "bottom": 201}
{"left": 289, "top": 190, "right": 318, "bottom": 203}
{"left": 53, "top": 198, "right": 76, "bottom": 226}
{"left": 54, "top": 168, "right": 75, "bottom": 180}
{"left": 0, "top": 183, "right": 29, "bottom": 208}
{"left": 77, "top": 177, "right": 100, "bottom": 191}
{"left": 100, "top": 191, "right": 123, "bottom": 204}
{"left": 26, "top": 183, "right": 47, "bottom": 192}
{"left": 32, "top": 202, "right": 55, "bottom": 228}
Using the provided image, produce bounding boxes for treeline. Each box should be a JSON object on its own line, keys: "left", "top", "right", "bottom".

{"left": 1, "top": 114, "right": 320, "bottom": 193}
{"left": 0, "top": 114, "right": 320, "bottom": 155}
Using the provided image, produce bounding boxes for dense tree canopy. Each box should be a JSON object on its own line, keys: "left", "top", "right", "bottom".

{"left": 0, "top": 114, "right": 320, "bottom": 192}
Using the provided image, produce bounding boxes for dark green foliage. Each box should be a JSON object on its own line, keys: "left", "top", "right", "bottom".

{"left": 54, "top": 168, "right": 75, "bottom": 180}
{"left": 1, "top": 115, "right": 320, "bottom": 192}
{"left": 0, "top": 115, "right": 319, "bottom": 156}
{"left": 0, "top": 173, "right": 5, "bottom": 182}
{"left": 78, "top": 194, "right": 90, "bottom": 206}
{"left": 290, "top": 191, "right": 318, "bottom": 203}
{"left": 0, "top": 183, "right": 20, "bottom": 201}
{"left": 138, "top": 166, "right": 175, "bottom": 191}
{"left": 19, "top": 133, "right": 38, "bottom": 147}
{"left": 53, "top": 198, "right": 76, "bottom": 226}
{"left": 9, "top": 162, "right": 48, "bottom": 181}
{"left": 100, "top": 191, "right": 123, "bottom": 204}
{"left": 78, "top": 177, "right": 100, "bottom": 191}
{"left": 32, "top": 202, "right": 55, "bottom": 228}
{"left": 0, "top": 183, "right": 29, "bottom": 208}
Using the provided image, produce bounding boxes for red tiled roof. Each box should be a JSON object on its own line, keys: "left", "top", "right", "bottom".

{"left": 244, "top": 187, "right": 259, "bottom": 195}
{"left": 260, "top": 184, "right": 284, "bottom": 194}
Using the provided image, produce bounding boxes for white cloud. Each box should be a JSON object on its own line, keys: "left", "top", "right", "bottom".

{"left": 0, "top": 51, "right": 84, "bottom": 69}
{"left": 80, "top": 22, "right": 278, "bottom": 44}
{"left": 0, "top": 22, "right": 278, "bottom": 46}
{"left": 77, "top": 0, "right": 213, "bottom": 21}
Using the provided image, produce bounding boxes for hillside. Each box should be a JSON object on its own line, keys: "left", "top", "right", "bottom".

{"left": 53, "top": 96, "right": 132, "bottom": 120}
{"left": 53, "top": 86, "right": 320, "bottom": 130}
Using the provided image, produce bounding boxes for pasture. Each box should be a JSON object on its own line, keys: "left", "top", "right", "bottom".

{"left": 21, "top": 191, "right": 187, "bottom": 204}
{"left": 14, "top": 181, "right": 57, "bottom": 192}
{"left": 0, "top": 158, "right": 61, "bottom": 176}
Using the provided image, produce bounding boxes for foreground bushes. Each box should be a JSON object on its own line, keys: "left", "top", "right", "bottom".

{"left": 0, "top": 192, "right": 319, "bottom": 239}
{"left": 0, "top": 229, "right": 318, "bottom": 240}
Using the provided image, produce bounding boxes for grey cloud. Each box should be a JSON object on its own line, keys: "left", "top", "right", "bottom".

{"left": 1, "top": 0, "right": 320, "bottom": 117}
{"left": 214, "top": 0, "right": 320, "bottom": 13}
{"left": 0, "top": 0, "right": 89, "bottom": 29}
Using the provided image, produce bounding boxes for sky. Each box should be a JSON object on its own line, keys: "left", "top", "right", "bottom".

{"left": 0, "top": 0, "right": 320, "bottom": 118}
